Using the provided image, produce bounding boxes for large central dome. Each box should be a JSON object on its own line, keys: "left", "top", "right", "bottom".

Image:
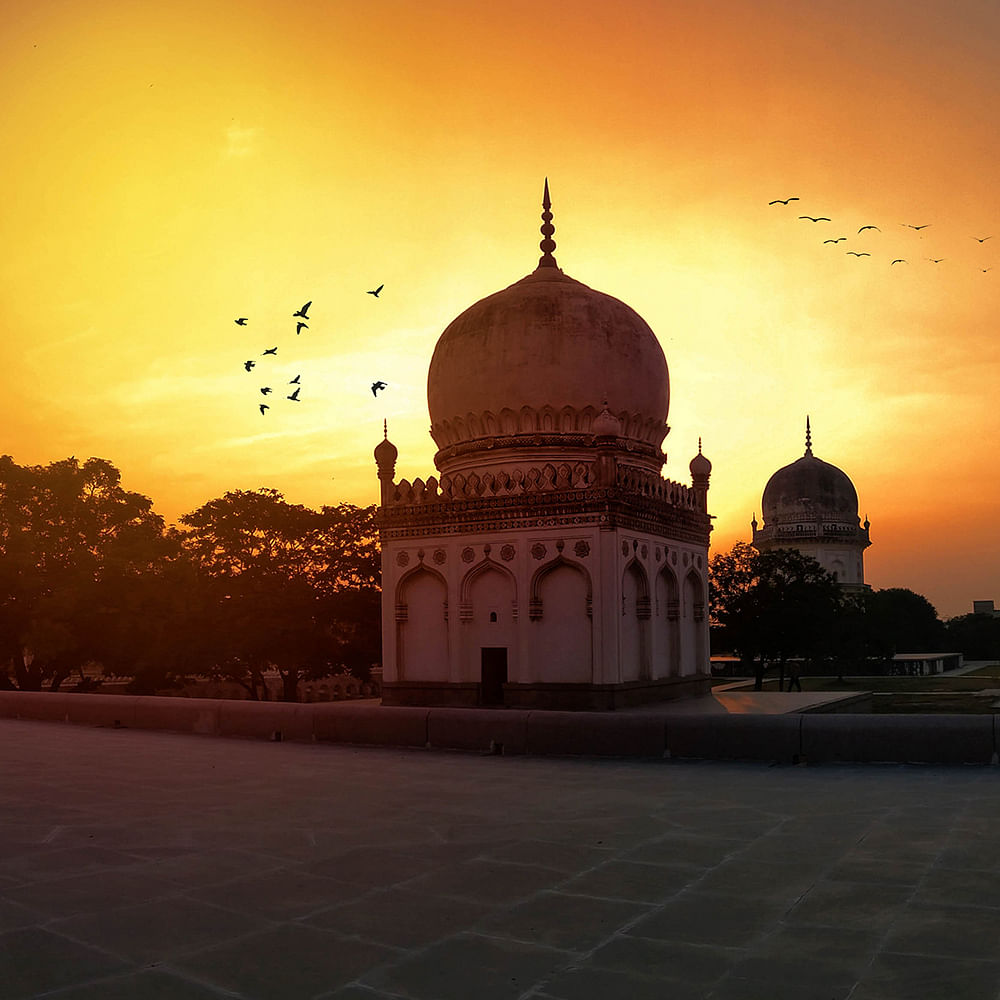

{"left": 427, "top": 183, "right": 669, "bottom": 476}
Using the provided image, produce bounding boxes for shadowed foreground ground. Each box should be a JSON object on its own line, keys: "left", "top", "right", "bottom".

{"left": 1, "top": 720, "right": 999, "bottom": 1000}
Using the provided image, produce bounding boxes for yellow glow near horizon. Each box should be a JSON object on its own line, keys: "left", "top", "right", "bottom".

{"left": 2, "top": 0, "right": 998, "bottom": 617}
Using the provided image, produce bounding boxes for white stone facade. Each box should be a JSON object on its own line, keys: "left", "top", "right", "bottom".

{"left": 376, "top": 455, "right": 712, "bottom": 709}
{"left": 381, "top": 525, "right": 709, "bottom": 703}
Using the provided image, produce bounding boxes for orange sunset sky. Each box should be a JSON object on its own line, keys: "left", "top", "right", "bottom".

{"left": 2, "top": 0, "right": 998, "bottom": 618}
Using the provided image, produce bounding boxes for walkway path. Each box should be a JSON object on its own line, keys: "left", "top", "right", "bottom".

{"left": 1, "top": 720, "right": 999, "bottom": 999}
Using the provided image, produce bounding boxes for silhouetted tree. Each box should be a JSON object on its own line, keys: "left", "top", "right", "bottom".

{"left": 710, "top": 543, "right": 842, "bottom": 690}
{"left": 0, "top": 455, "right": 172, "bottom": 690}
{"left": 708, "top": 541, "right": 759, "bottom": 663}
{"left": 178, "top": 490, "right": 380, "bottom": 700}
{"left": 943, "top": 613, "right": 1000, "bottom": 662}
{"left": 863, "top": 588, "right": 945, "bottom": 660}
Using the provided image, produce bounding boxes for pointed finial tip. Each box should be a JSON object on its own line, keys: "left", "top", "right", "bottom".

{"left": 538, "top": 178, "right": 557, "bottom": 267}
{"left": 805, "top": 415, "right": 813, "bottom": 455}
{"left": 698, "top": 436, "right": 703, "bottom": 454}
{"left": 383, "top": 419, "right": 387, "bottom": 440}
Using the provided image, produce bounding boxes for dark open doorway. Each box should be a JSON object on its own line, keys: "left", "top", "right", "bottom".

{"left": 480, "top": 647, "right": 508, "bottom": 706}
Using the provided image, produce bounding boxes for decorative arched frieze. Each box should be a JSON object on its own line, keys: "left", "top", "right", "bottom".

{"left": 429, "top": 404, "right": 668, "bottom": 452}
{"left": 493, "top": 407, "right": 515, "bottom": 434}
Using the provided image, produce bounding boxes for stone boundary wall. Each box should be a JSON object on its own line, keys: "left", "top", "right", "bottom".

{"left": 1, "top": 692, "right": 998, "bottom": 764}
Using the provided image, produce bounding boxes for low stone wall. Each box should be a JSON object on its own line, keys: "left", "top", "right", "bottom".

{"left": 0, "top": 691, "right": 998, "bottom": 764}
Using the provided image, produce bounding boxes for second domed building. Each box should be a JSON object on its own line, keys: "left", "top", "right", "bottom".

{"left": 751, "top": 419, "right": 871, "bottom": 592}
{"left": 375, "top": 183, "right": 713, "bottom": 709}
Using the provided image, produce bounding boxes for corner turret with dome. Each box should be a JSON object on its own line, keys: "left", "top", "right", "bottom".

{"left": 375, "top": 182, "right": 713, "bottom": 710}
{"left": 752, "top": 418, "right": 871, "bottom": 592}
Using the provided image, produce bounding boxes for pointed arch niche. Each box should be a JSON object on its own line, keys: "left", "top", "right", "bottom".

{"left": 396, "top": 565, "right": 449, "bottom": 682}
{"left": 654, "top": 565, "right": 681, "bottom": 678}
{"left": 621, "top": 559, "right": 651, "bottom": 682}
{"left": 682, "top": 568, "right": 707, "bottom": 676}
{"left": 460, "top": 560, "right": 517, "bottom": 683}
{"left": 528, "top": 558, "right": 592, "bottom": 684}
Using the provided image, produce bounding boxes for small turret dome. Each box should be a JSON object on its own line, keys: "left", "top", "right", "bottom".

{"left": 593, "top": 402, "right": 624, "bottom": 437}
{"left": 689, "top": 439, "right": 711, "bottom": 479}
{"left": 374, "top": 425, "right": 398, "bottom": 468}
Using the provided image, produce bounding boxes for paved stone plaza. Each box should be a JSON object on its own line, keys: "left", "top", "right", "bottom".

{"left": 1, "top": 720, "right": 999, "bottom": 1000}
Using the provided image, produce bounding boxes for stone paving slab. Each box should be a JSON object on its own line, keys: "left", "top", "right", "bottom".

{"left": 1, "top": 719, "right": 999, "bottom": 1000}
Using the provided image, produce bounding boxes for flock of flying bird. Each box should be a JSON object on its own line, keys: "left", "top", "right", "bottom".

{"left": 234, "top": 285, "right": 387, "bottom": 415}
{"left": 768, "top": 197, "right": 993, "bottom": 272}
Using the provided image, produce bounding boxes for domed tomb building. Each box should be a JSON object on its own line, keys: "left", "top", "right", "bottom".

{"left": 751, "top": 419, "right": 871, "bottom": 593}
{"left": 375, "top": 184, "right": 713, "bottom": 709}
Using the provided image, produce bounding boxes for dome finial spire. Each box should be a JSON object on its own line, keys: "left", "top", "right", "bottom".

{"left": 805, "top": 415, "right": 812, "bottom": 456}
{"left": 538, "top": 178, "right": 557, "bottom": 268}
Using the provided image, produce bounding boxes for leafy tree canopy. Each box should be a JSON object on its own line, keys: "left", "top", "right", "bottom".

{"left": 0, "top": 455, "right": 171, "bottom": 690}
{"left": 864, "top": 587, "right": 945, "bottom": 655}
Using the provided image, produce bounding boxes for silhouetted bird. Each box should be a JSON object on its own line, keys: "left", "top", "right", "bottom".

{"left": 891, "top": 259, "right": 907, "bottom": 265}
{"left": 367, "top": 284, "right": 384, "bottom": 297}
{"left": 371, "top": 381, "right": 387, "bottom": 396}
{"left": 259, "top": 404, "right": 269, "bottom": 415}
{"left": 903, "top": 224, "right": 930, "bottom": 231}
{"left": 287, "top": 388, "right": 300, "bottom": 401}
{"left": 823, "top": 238, "right": 847, "bottom": 244}
{"left": 799, "top": 216, "right": 831, "bottom": 222}
{"left": 293, "top": 301, "right": 311, "bottom": 319}
{"left": 768, "top": 197, "right": 799, "bottom": 205}
{"left": 846, "top": 251, "right": 871, "bottom": 257}
{"left": 260, "top": 387, "right": 272, "bottom": 395}
{"left": 858, "top": 226, "right": 880, "bottom": 233}
{"left": 244, "top": 360, "right": 256, "bottom": 371}
{"left": 296, "top": 322, "right": 308, "bottom": 334}
{"left": 235, "top": 317, "right": 248, "bottom": 325}
{"left": 262, "top": 347, "right": 278, "bottom": 355}
{"left": 981, "top": 267, "right": 992, "bottom": 273}
{"left": 928, "top": 258, "right": 945, "bottom": 263}
{"left": 289, "top": 375, "right": 300, "bottom": 384}
{"left": 972, "top": 236, "right": 993, "bottom": 243}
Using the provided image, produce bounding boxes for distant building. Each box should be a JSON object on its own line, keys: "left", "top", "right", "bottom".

{"left": 373, "top": 184, "right": 712, "bottom": 709}
{"left": 973, "top": 600, "right": 999, "bottom": 617}
{"left": 892, "top": 653, "right": 963, "bottom": 676}
{"left": 751, "top": 419, "right": 871, "bottom": 593}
